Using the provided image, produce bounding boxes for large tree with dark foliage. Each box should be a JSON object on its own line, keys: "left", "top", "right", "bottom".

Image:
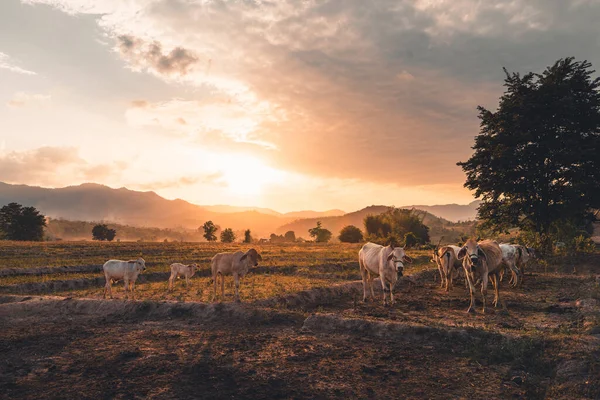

{"left": 0, "top": 203, "right": 46, "bottom": 241}
{"left": 201, "top": 221, "right": 218, "bottom": 242}
{"left": 338, "top": 225, "right": 363, "bottom": 243}
{"left": 458, "top": 58, "right": 600, "bottom": 251}
{"left": 92, "top": 224, "right": 117, "bottom": 241}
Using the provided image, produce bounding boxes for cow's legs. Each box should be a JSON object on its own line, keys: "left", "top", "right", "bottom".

{"left": 234, "top": 273, "right": 241, "bottom": 302}
{"left": 465, "top": 268, "right": 477, "bottom": 313}
{"left": 369, "top": 274, "right": 376, "bottom": 300}
{"left": 389, "top": 282, "right": 396, "bottom": 305}
{"left": 221, "top": 273, "right": 225, "bottom": 299}
{"left": 359, "top": 259, "right": 370, "bottom": 302}
{"left": 437, "top": 264, "right": 445, "bottom": 289}
{"left": 168, "top": 272, "right": 175, "bottom": 291}
{"left": 130, "top": 281, "right": 136, "bottom": 300}
{"left": 123, "top": 278, "right": 129, "bottom": 299}
{"left": 380, "top": 278, "right": 389, "bottom": 306}
{"left": 185, "top": 275, "right": 190, "bottom": 288}
{"left": 480, "top": 271, "right": 489, "bottom": 314}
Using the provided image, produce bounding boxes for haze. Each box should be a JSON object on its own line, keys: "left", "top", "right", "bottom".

{"left": 2, "top": 0, "right": 600, "bottom": 213}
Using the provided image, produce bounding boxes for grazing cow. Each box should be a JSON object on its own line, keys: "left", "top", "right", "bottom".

{"left": 498, "top": 243, "right": 523, "bottom": 288}
{"left": 168, "top": 263, "right": 199, "bottom": 291}
{"left": 513, "top": 245, "right": 535, "bottom": 286}
{"left": 103, "top": 257, "right": 146, "bottom": 300}
{"left": 432, "top": 245, "right": 463, "bottom": 292}
{"left": 359, "top": 242, "right": 413, "bottom": 305}
{"left": 457, "top": 239, "right": 504, "bottom": 313}
{"left": 211, "top": 249, "right": 262, "bottom": 302}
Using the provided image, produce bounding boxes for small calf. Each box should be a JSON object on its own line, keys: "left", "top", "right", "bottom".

{"left": 168, "top": 263, "right": 199, "bottom": 291}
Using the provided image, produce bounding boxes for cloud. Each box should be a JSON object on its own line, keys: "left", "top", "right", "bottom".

{"left": 0, "top": 52, "right": 36, "bottom": 75}
{"left": 116, "top": 35, "right": 198, "bottom": 78}
{"left": 0, "top": 146, "right": 124, "bottom": 186}
{"left": 6, "top": 92, "right": 51, "bottom": 108}
{"left": 20, "top": 0, "right": 600, "bottom": 189}
{"left": 128, "top": 172, "right": 225, "bottom": 191}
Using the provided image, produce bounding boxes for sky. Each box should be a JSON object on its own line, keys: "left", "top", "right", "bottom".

{"left": 1, "top": 0, "right": 600, "bottom": 213}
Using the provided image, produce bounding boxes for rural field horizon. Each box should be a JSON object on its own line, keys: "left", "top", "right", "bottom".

{"left": 2, "top": 0, "right": 600, "bottom": 399}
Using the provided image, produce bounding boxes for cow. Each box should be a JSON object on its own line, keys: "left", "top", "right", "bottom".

{"left": 513, "top": 245, "right": 535, "bottom": 286}
{"left": 457, "top": 239, "right": 504, "bottom": 313}
{"left": 211, "top": 248, "right": 262, "bottom": 302}
{"left": 432, "top": 245, "right": 463, "bottom": 292}
{"left": 102, "top": 257, "right": 146, "bottom": 300}
{"left": 168, "top": 263, "right": 199, "bottom": 291}
{"left": 358, "top": 242, "right": 413, "bottom": 306}
{"left": 498, "top": 243, "right": 523, "bottom": 288}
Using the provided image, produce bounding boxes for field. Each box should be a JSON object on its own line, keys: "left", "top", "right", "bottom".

{"left": 1, "top": 241, "right": 599, "bottom": 399}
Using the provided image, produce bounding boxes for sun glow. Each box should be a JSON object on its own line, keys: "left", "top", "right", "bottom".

{"left": 219, "top": 154, "right": 286, "bottom": 196}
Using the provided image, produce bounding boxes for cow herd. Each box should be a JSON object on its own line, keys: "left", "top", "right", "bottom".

{"left": 101, "top": 239, "right": 535, "bottom": 313}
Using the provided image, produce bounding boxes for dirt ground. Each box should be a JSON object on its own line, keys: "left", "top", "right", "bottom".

{"left": 1, "top": 254, "right": 600, "bottom": 400}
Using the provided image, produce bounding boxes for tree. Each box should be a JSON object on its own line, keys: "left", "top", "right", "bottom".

{"left": 338, "top": 225, "right": 363, "bottom": 243}
{"left": 220, "top": 228, "right": 236, "bottom": 243}
{"left": 92, "top": 224, "right": 117, "bottom": 241}
{"left": 308, "top": 221, "right": 332, "bottom": 243}
{"left": 243, "top": 229, "right": 253, "bottom": 243}
{"left": 403, "top": 232, "right": 418, "bottom": 248}
{"left": 284, "top": 231, "right": 296, "bottom": 242}
{"left": 458, "top": 58, "right": 600, "bottom": 252}
{"left": 201, "top": 221, "right": 218, "bottom": 242}
{"left": 0, "top": 203, "right": 46, "bottom": 241}
{"left": 364, "top": 208, "right": 430, "bottom": 246}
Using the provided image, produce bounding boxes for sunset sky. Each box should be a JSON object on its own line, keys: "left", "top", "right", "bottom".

{"left": 2, "top": 1, "right": 600, "bottom": 213}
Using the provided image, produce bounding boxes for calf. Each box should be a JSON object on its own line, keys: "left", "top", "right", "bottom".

{"left": 432, "top": 245, "right": 463, "bottom": 292}
{"left": 359, "top": 242, "right": 413, "bottom": 305}
{"left": 457, "top": 239, "right": 504, "bottom": 313}
{"left": 168, "top": 263, "right": 199, "bottom": 291}
{"left": 103, "top": 257, "right": 146, "bottom": 300}
{"left": 211, "top": 248, "right": 262, "bottom": 302}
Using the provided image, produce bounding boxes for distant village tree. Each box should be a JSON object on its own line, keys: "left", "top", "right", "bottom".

{"left": 308, "top": 221, "right": 332, "bottom": 243}
{"left": 0, "top": 203, "right": 46, "bottom": 241}
{"left": 92, "top": 224, "right": 117, "bottom": 241}
{"left": 284, "top": 231, "right": 296, "bottom": 242}
{"left": 338, "top": 225, "right": 363, "bottom": 243}
{"left": 220, "top": 228, "right": 236, "bottom": 243}
{"left": 364, "top": 208, "right": 430, "bottom": 246}
{"left": 243, "top": 229, "right": 253, "bottom": 243}
{"left": 201, "top": 221, "right": 218, "bottom": 242}
{"left": 458, "top": 58, "right": 600, "bottom": 252}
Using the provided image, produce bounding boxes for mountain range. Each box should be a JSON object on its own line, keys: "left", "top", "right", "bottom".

{"left": 0, "top": 182, "right": 479, "bottom": 238}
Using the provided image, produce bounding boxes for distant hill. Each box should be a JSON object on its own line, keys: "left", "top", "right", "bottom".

{"left": 201, "top": 205, "right": 345, "bottom": 219}
{"left": 0, "top": 182, "right": 293, "bottom": 236}
{"left": 401, "top": 201, "right": 480, "bottom": 222}
{"left": 276, "top": 205, "right": 476, "bottom": 243}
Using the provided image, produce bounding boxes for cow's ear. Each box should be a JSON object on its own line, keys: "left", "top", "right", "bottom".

{"left": 240, "top": 254, "right": 248, "bottom": 261}
{"left": 387, "top": 253, "right": 394, "bottom": 261}
{"left": 457, "top": 246, "right": 467, "bottom": 260}
{"left": 403, "top": 255, "right": 413, "bottom": 264}
{"left": 477, "top": 247, "right": 487, "bottom": 262}
{"left": 389, "top": 242, "right": 395, "bottom": 250}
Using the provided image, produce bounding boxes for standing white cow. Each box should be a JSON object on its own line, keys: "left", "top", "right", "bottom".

{"left": 168, "top": 263, "right": 199, "bottom": 291}
{"left": 432, "top": 245, "right": 463, "bottom": 292}
{"left": 358, "top": 242, "right": 413, "bottom": 306}
{"left": 211, "top": 248, "right": 262, "bottom": 302}
{"left": 498, "top": 243, "right": 523, "bottom": 288}
{"left": 102, "top": 257, "right": 146, "bottom": 300}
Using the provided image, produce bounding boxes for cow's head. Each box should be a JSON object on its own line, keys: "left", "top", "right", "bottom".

{"left": 188, "top": 263, "right": 199, "bottom": 272}
{"left": 136, "top": 257, "right": 146, "bottom": 272}
{"left": 457, "top": 238, "right": 486, "bottom": 272}
{"left": 386, "top": 244, "right": 413, "bottom": 277}
{"left": 241, "top": 248, "right": 262, "bottom": 267}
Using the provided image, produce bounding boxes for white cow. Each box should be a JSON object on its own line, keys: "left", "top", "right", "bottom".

{"left": 358, "top": 242, "right": 413, "bottom": 306}
{"left": 168, "top": 263, "right": 199, "bottom": 291}
{"left": 211, "top": 248, "right": 262, "bottom": 302}
{"left": 103, "top": 257, "right": 146, "bottom": 300}
{"left": 499, "top": 243, "right": 522, "bottom": 288}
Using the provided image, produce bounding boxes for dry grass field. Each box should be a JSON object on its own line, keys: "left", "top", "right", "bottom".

{"left": 1, "top": 241, "right": 599, "bottom": 399}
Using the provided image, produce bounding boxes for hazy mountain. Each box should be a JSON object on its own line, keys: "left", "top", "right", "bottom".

{"left": 0, "top": 182, "right": 292, "bottom": 236}
{"left": 200, "top": 205, "right": 345, "bottom": 219}
{"left": 283, "top": 209, "right": 346, "bottom": 219}
{"left": 401, "top": 201, "right": 480, "bottom": 222}
{"left": 276, "top": 205, "right": 476, "bottom": 243}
